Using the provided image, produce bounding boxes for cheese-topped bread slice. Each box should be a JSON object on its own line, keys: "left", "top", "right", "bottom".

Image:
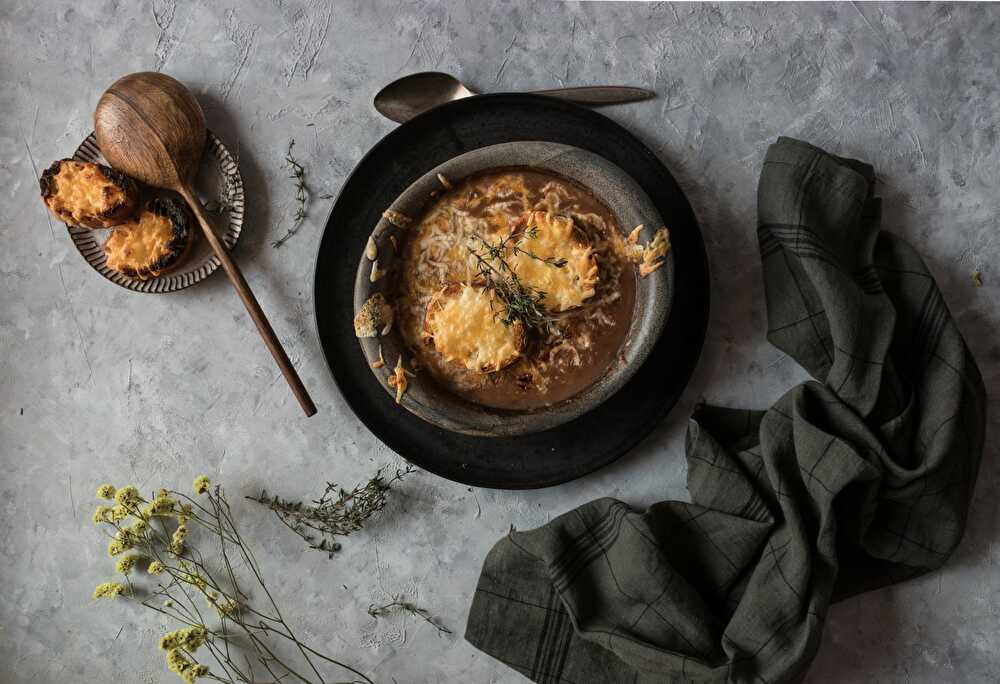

{"left": 424, "top": 283, "right": 526, "bottom": 373}
{"left": 103, "top": 198, "right": 193, "bottom": 280}
{"left": 507, "top": 211, "right": 598, "bottom": 312}
{"left": 40, "top": 159, "right": 139, "bottom": 229}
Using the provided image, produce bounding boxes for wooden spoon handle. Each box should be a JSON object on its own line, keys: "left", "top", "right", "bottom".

{"left": 178, "top": 184, "right": 317, "bottom": 417}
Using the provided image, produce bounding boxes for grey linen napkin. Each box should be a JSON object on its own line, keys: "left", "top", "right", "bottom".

{"left": 464, "top": 137, "right": 986, "bottom": 683}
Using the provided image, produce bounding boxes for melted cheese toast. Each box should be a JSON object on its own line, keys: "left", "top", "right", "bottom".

{"left": 104, "top": 198, "right": 193, "bottom": 280}
{"left": 507, "top": 211, "right": 598, "bottom": 312}
{"left": 424, "top": 283, "right": 526, "bottom": 373}
{"left": 40, "top": 160, "right": 139, "bottom": 229}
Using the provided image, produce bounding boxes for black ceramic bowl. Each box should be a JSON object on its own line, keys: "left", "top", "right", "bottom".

{"left": 353, "top": 142, "right": 673, "bottom": 436}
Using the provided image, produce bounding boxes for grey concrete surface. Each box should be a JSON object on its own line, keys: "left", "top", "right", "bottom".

{"left": 1, "top": 2, "right": 998, "bottom": 682}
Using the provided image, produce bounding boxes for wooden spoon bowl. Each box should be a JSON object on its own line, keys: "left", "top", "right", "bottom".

{"left": 96, "top": 72, "right": 316, "bottom": 416}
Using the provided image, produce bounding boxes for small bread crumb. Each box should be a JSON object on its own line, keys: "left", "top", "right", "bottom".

{"left": 365, "top": 235, "right": 378, "bottom": 260}
{"left": 437, "top": 173, "right": 453, "bottom": 189}
{"left": 627, "top": 224, "right": 643, "bottom": 245}
{"left": 354, "top": 293, "right": 393, "bottom": 337}
{"left": 370, "top": 260, "right": 386, "bottom": 282}
{"left": 371, "top": 345, "right": 385, "bottom": 369}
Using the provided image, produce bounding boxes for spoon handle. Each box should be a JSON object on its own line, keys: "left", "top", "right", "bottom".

{"left": 528, "top": 86, "right": 656, "bottom": 106}
{"left": 178, "top": 184, "right": 318, "bottom": 417}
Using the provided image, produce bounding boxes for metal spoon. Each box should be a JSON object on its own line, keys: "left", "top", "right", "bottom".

{"left": 374, "top": 71, "right": 656, "bottom": 124}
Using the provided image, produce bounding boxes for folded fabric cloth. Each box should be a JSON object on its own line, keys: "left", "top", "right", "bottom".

{"left": 465, "top": 137, "right": 986, "bottom": 683}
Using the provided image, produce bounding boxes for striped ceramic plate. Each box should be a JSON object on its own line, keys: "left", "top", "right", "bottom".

{"left": 68, "top": 131, "right": 244, "bottom": 293}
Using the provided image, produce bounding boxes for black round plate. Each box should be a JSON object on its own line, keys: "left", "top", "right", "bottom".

{"left": 314, "top": 94, "right": 709, "bottom": 489}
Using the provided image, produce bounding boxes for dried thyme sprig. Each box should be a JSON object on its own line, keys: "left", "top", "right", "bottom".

{"left": 271, "top": 139, "right": 307, "bottom": 248}
{"left": 467, "top": 228, "right": 567, "bottom": 335}
{"left": 474, "top": 226, "right": 569, "bottom": 268}
{"left": 271, "top": 139, "right": 334, "bottom": 248}
{"left": 368, "top": 598, "right": 452, "bottom": 635}
{"left": 247, "top": 464, "right": 416, "bottom": 557}
{"left": 89, "top": 479, "right": 372, "bottom": 684}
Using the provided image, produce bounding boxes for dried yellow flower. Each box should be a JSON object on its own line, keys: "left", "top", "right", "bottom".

{"left": 187, "top": 663, "right": 210, "bottom": 682}
{"left": 93, "top": 581, "right": 127, "bottom": 599}
{"left": 110, "top": 504, "right": 130, "bottom": 521}
{"left": 145, "top": 495, "right": 177, "bottom": 517}
{"left": 193, "top": 475, "right": 211, "bottom": 495}
{"left": 92, "top": 505, "right": 112, "bottom": 524}
{"left": 107, "top": 540, "right": 125, "bottom": 557}
{"left": 96, "top": 484, "right": 117, "bottom": 500}
{"left": 148, "top": 560, "right": 166, "bottom": 575}
{"left": 114, "top": 485, "right": 141, "bottom": 507}
{"left": 130, "top": 519, "right": 148, "bottom": 535}
{"left": 166, "top": 647, "right": 190, "bottom": 672}
{"left": 170, "top": 524, "right": 188, "bottom": 556}
{"left": 161, "top": 626, "right": 207, "bottom": 655}
{"left": 181, "top": 625, "right": 207, "bottom": 651}
{"left": 177, "top": 503, "right": 194, "bottom": 525}
{"left": 115, "top": 528, "right": 137, "bottom": 547}
{"left": 115, "top": 554, "right": 141, "bottom": 576}
{"left": 214, "top": 596, "right": 238, "bottom": 617}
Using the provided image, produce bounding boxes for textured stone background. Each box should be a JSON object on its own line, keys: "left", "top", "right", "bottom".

{"left": 1, "top": 1, "right": 998, "bottom": 682}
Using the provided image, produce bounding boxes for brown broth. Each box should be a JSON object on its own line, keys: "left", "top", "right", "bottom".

{"left": 395, "top": 168, "right": 636, "bottom": 411}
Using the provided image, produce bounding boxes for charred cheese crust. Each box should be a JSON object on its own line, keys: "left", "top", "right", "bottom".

{"left": 424, "top": 283, "right": 526, "bottom": 373}
{"left": 103, "top": 198, "right": 193, "bottom": 280}
{"left": 40, "top": 159, "right": 139, "bottom": 229}
{"left": 507, "top": 211, "right": 598, "bottom": 312}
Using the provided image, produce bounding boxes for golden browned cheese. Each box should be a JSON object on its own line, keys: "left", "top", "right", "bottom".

{"left": 103, "top": 198, "right": 193, "bottom": 280}
{"left": 507, "top": 210, "right": 598, "bottom": 312}
{"left": 40, "top": 160, "right": 139, "bottom": 229}
{"left": 639, "top": 227, "right": 671, "bottom": 277}
{"left": 424, "top": 283, "right": 526, "bottom": 373}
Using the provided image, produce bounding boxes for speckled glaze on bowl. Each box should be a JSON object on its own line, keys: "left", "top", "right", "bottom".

{"left": 353, "top": 141, "right": 673, "bottom": 436}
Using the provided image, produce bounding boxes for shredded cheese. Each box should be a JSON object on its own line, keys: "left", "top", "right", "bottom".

{"left": 386, "top": 355, "right": 415, "bottom": 403}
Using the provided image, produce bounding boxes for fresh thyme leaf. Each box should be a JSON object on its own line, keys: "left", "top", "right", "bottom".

{"left": 246, "top": 464, "right": 416, "bottom": 558}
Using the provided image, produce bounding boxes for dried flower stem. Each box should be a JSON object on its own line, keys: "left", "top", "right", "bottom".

{"left": 368, "top": 599, "right": 451, "bottom": 635}
{"left": 91, "top": 480, "right": 372, "bottom": 684}
{"left": 247, "top": 465, "right": 415, "bottom": 557}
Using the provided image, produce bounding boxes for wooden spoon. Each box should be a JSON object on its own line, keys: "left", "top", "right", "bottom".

{"left": 95, "top": 72, "right": 317, "bottom": 417}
